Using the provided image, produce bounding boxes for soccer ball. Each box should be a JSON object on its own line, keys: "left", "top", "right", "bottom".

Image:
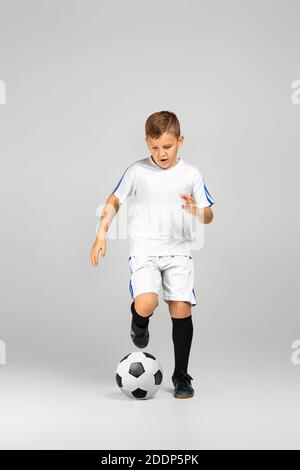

{"left": 116, "top": 351, "right": 163, "bottom": 400}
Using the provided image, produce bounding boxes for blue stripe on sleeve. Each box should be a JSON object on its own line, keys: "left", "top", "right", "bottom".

{"left": 112, "top": 167, "right": 129, "bottom": 193}
{"left": 204, "top": 185, "right": 215, "bottom": 205}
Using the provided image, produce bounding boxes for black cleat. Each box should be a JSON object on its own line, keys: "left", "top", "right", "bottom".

{"left": 130, "top": 318, "right": 149, "bottom": 348}
{"left": 172, "top": 369, "right": 194, "bottom": 399}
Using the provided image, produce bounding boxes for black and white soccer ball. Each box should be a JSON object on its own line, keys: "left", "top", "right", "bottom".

{"left": 116, "top": 351, "right": 163, "bottom": 399}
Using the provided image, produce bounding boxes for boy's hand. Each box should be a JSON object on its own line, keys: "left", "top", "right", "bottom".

{"left": 90, "top": 238, "right": 106, "bottom": 267}
{"left": 181, "top": 194, "right": 197, "bottom": 217}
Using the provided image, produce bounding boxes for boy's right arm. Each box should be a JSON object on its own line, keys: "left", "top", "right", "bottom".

{"left": 90, "top": 193, "right": 120, "bottom": 267}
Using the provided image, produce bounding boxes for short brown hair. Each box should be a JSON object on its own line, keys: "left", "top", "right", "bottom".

{"left": 145, "top": 111, "right": 181, "bottom": 139}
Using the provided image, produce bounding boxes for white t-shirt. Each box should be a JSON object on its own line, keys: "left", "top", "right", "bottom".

{"left": 112, "top": 155, "right": 215, "bottom": 256}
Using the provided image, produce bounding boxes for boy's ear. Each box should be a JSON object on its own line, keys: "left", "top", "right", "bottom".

{"left": 177, "top": 135, "right": 184, "bottom": 148}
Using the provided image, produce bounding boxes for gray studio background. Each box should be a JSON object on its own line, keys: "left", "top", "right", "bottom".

{"left": 0, "top": 0, "right": 299, "bottom": 450}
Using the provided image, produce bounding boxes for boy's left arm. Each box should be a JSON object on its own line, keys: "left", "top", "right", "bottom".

{"left": 181, "top": 194, "right": 214, "bottom": 224}
{"left": 182, "top": 170, "right": 215, "bottom": 223}
{"left": 201, "top": 205, "right": 214, "bottom": 224}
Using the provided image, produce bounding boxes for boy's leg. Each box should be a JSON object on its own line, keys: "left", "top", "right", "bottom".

{"left": 161, "top": 256, "right": 195, "bottom": 391}
{"left": 128, "top": 255, "right": 161, "bottom": 348}
{"left": 131, "top": 293, "right": 158, "bottom": 348}
{"left": 131, "top": 292, "right": 158, "bottom": 327}
{"left": 167, "top": 300, "right": 193, "bottom": 374}
{"left": 166, "top": 300, "right": 194, "bottom": 398}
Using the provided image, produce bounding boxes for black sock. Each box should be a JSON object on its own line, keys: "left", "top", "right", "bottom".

{"left": 131, "top": 301, "right": 153, "bottom": 329}
{"left": 172, "top": 316, "right": 193, "bottom": 374}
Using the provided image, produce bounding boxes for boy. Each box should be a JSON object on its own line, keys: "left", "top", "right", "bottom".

{"left": 90, "top": 111, "right": 215, "bottom": 399}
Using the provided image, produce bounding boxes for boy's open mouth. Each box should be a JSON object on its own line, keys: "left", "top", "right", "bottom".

{"left": 160, "top": 159, "right": 168, "bottom": 162}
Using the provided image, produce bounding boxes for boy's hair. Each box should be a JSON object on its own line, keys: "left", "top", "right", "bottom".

{"left": 145, "top": 111, "right": 181, "bottom": 139}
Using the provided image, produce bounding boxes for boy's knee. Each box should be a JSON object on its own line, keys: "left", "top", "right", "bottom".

{"left": 134, "top": 293, "right": 158, "bottom": 316}
{"left": 168, "top": 300, "right": 191, "bottom": 318}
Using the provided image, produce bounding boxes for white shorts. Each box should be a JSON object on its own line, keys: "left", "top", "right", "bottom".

{"left": 128, "top": 255, "right": 197, "bottom": 307}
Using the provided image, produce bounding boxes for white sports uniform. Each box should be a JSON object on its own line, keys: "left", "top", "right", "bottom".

{"left": 112, "top": 155, "right": 215, "bottom": 307}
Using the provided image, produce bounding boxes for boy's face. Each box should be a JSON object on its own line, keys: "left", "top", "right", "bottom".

{"left": 145, "top": 132, "right": 184, "bottom": 170}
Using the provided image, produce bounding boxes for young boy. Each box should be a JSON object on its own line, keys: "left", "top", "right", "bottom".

{"left": 90, "top": 111, "right": 215, "bottom": 399}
